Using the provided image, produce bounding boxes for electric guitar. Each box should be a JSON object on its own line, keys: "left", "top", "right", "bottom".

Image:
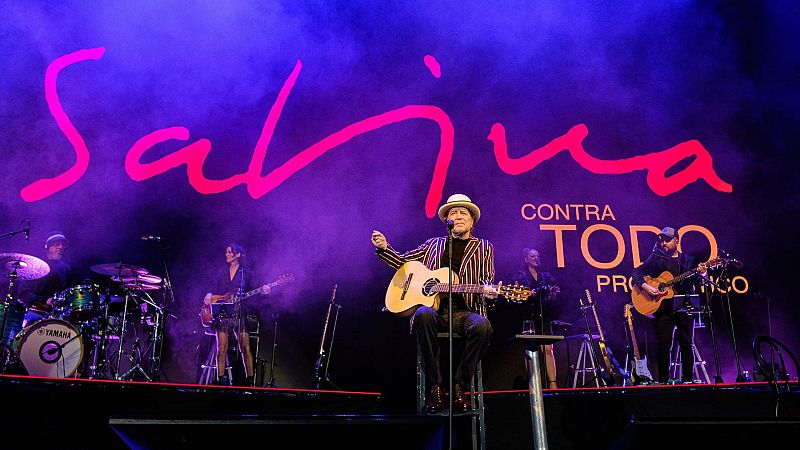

{"left": 199, "top": 273, "right": 294, "bottom": 327}
{"left": 384, "top": 261, "right": 531, "bottom": 317}
{"left": 631, "top": 257, "right": 726, "bottom": 317}
{"left": 624, "top": 303, "right": 653, "bottom": 385}
{"left": 583, "top": 289, "right": 616, "bottom": 386}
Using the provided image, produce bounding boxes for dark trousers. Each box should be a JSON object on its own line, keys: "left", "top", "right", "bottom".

{"left": 655, "top": 311, "right": 695, "bottom": 382}
{"left": 412, "top": 306, "right": 492, "bottom": 387}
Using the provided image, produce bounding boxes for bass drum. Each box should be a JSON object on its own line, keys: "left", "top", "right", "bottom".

{"left": 12, "top": 319, "right": 84, "bottom": 378}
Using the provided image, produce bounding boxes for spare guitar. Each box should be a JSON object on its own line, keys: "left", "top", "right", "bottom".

{"left": 582, "top": 289, "right": 618, "bottom": 386}
{"left": 199, "top": 273, "right": 295, "bottom": 328}
{"left": 631, "top": 257, "right": 726, "bottom": 317}
{"left": 384, "top": 261, "right": 531, "bottom": 317}
{"left": 624, "top": 303, "right": 653, "bottom": 385}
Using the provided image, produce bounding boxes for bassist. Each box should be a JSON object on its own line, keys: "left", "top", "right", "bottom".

{"left": 203, "top": 243, "right": 270, "bottom": 386}
{"left": 631, "top": 227, "right": 706, "bottom": 384}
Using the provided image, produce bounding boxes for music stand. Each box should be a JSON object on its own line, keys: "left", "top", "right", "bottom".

{"left": 516, "top": 334, "right": 564, "bottom": 450}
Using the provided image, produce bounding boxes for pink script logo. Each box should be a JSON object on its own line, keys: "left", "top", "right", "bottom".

{"left": 20, "top": 48, "right": 732, "bottom": 218}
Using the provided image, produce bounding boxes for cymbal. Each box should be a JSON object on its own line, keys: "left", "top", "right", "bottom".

{"left": 114, "top": 274, "right": 162, "bottom": 285}
{"left": 121, "top": 282, "right": 160, "bottom": 291}
{"left": 0, "top": 253, "right": 50, "bottom": 280}
{"left": 90, "top": 262, "right": 148, "bottom": 277}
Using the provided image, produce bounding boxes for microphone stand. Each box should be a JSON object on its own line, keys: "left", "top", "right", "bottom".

{"left": 265, "top": 312, "right": 279, "bottom": 388}
{"left": 237, "top": 257, "right": 246, "bottom": 385}
{"left": 151, "top": 239, "right": 177, "bottom": 382}
{"left": 697, "top": 270, "right": 724, "bottom": 383}
{"left": 717, "top": 250, "right": 749, "bottom": 382}
{"left": 446, "top": 221, "right": 454, "bottom": 450}
{"left": 717, "top": 266, "right": 748, "bottom": 382}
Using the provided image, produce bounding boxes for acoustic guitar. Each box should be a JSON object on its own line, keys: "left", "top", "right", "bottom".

{"left": 624, "top": 303, "right": 653, "bottom": 385}
{"left": 199, "top": 273, "right": 294, "bottom": 327}
{"left": 631, "top": 257, "right": 726, "bottom": 317}
{"left": 384, "top": 261, "right": 531, "bottom": 317}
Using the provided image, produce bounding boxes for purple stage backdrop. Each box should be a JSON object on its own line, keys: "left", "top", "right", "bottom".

{"left": 1, "top": 1, "right": 798, "bottom": 409}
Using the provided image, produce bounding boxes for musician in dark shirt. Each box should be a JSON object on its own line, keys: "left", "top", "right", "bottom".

{"left": 17, "top": 231, "right": 72, "bottom": 316}
{"left": 203, "top": 244, "right": 269, "bottom": 386}
{"left": 632, "top": 227, "right": 706, "bottom": 383}
{"left": 372, "top": 194, "right": 497, "bottom": 413}
{"left": 510, "top": 248, "right": 561, "bottom": 388}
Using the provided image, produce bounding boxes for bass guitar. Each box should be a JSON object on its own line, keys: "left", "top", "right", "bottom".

{"left": 631, "top": 257, "right": 726, "bottom": 317}
{"left": 624, "top": 303, "right": 653, "bottom": 385}
{"left": 384, "top": 261, "right": 531, "bottom": 317}
{"left": 199, "top": 273, "right": 294, "bottom": 327}
{"left": 582, "top": 289, "right": 617, "bottom": 386}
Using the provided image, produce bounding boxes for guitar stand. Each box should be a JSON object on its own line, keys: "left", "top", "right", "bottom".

{"left": 570, "top": 333, "right": 601, "bottom": 388}
{"left": 577, "top": 299, "right": 616, "bottom": 387}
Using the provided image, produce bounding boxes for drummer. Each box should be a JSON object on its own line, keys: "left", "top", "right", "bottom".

{"left": 17, "top": 231, "right": 72, "bottom": 321}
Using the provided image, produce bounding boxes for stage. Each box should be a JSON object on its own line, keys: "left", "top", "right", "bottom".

{"left": 2, "top": 374, "right": 798, "bottom": 449}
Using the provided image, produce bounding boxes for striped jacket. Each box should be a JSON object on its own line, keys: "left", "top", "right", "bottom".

{"left": 376, "top": 235, "right": 495, "bottom": 316}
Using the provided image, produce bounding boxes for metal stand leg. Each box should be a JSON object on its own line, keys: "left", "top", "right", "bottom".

{"left": 526, "top": 349, "right": 548, "bottom": 450}
{"left": 670, "top": 320, "right": 711, "bottom": 384}
{"left": 571, "top": 335, "right": 599, "bottom": 388}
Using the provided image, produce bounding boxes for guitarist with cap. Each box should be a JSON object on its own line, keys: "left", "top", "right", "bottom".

{"left": 202, "top": 243, "right": 270, "bottom": 386}
{"left": 631, "top": 227, "right": 707, "bottom": 384}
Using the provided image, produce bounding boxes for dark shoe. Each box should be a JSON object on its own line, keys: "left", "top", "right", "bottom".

{"left": 217, "top": 375, "right": 230, "bottom": 386}
{"left": 453, "top": 383, "right": 471, "bottom": 411}
{"left": 245, "top": 375, "right": 255, "bottom": 387}
{"left": 425, "top": 385, "right": 445, "bottom": 414}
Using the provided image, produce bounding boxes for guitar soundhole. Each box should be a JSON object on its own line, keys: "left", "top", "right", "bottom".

{"left": 422, "top": 278, "right": 439, "bottom": 296}
{"left": 657, "top": 283, "right": 666, "bottom": 292}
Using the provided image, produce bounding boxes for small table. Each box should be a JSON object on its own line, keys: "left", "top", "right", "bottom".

{"left": 515, "top": 334, "right": 565, "bottom": 450}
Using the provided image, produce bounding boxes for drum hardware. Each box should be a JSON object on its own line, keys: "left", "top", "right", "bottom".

{"left": 115, "top": 337, "right": 152, "bottom": 382}
{"left": 0, "top": 253, "right": 49, "bottom": 373}
{"left": 90, "top": 262, "right": 149, "bottom": 278}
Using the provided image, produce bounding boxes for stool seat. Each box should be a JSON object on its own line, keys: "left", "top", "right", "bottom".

{"left": 417, "top": 331, "right": 485, "bottom": 449}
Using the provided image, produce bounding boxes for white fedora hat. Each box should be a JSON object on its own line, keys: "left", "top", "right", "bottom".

{"left": 437, "top": 194, "right": 481, "bottom": 223}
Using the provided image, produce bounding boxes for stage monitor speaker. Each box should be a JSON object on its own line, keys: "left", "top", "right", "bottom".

{"left": 110, "top": 416, "right": 446, "bottom": 450}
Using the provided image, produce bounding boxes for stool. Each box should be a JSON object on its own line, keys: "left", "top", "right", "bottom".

{"left": 198, "top": 327, "right": 232, "bottom": 385}
{"left": 568, "top": 333, "right": 603, "bottom": 388}
{"left": 416, "top": 332, "right": 485, "bottom": 450}
{"left": 668, "top": 314, "right": 710, "bottom": 383}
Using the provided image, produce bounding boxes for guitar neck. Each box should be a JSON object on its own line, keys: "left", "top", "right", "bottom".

{"left": 626, "top": 311, "right": 642, "bottom": 359}
{"left": 666, "top": 257, "right": 720, "bottom": 287}
{"left": 586, "top": 290, "right": 606, "bottom": 342}
{"left": 432, "top": 283, "right": 489, "bottom": 295}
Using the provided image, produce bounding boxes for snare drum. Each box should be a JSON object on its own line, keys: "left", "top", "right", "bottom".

{"left": 22, "top": 307, "right": 51, "bottom": 328}
{"left": 59, "top": 284, "right": 100, "bottom": 322}
{"left": 12, "top": 318, "right": 84, "bottom": 378}
{"left": 0, "top": 301, "right": 25, "bottom": 346}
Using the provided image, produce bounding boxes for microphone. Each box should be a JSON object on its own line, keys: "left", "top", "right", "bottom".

{"left": 24, "top": 221, "right": 30, "bottom": 241}
{"left": 446, "top": 220, "right": 455, "bottom": 230}
{"left": 141, "top": 235, "right": 163, "bottom": 241}
{"left": 718, "top": 248, "right": 743, "bottom": 268}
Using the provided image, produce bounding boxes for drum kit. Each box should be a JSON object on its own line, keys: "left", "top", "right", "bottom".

{"left": 1, "top": 253, "right": 167, "bottom": 381}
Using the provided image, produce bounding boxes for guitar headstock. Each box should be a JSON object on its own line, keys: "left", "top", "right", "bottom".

{"left": 499, "top": 283, "right": 532, "bottom": 303}
{"left": 276, "top": 273, "right": 295, "bottom": 286}
{"left": 624, "top": 303, "right": 632, "bottom": 319}
{"left": 584, "top": 289, "right": 593, "bottom": 305}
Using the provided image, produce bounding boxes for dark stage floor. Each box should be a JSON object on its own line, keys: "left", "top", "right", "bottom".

{"left": 2, "top": 375, "right": 798, "bottom": 449}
